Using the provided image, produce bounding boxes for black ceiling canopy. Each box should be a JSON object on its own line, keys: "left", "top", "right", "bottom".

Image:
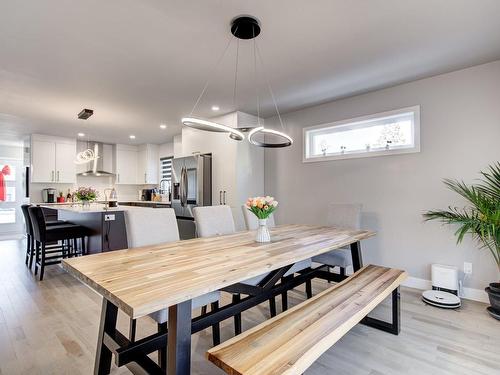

{"left": 231, "top": 16, "right": 261, "bottom": 40}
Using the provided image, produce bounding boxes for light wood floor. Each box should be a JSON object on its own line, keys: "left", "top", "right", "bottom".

{"left": 1, "top": 239, "right": 499, "bottom": 375}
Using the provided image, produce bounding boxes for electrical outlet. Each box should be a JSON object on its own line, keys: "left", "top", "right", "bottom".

{"left": 464, "top": 262, "right": 473, "bottom": 275}
{"left": 104, "top": 214, "right": 115, "bottom": 221}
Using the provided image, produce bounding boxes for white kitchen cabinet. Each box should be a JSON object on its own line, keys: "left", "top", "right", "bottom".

{"left": 55, "top": 142, "right": 77, "bottom": 183}
{"left": 180, "top": 111, "right": 264, "bottom": 208}
{"left": 115, "top": 145, "right": 138, "bottom": 184}
{"left": 31, "top": 135, "right": 76, "bottom": 183}
{"left": 137, "top": 144, "right": 159, "bottom": 184}
{"left": 32, "top": 139, "right": 56, "bottom": 183}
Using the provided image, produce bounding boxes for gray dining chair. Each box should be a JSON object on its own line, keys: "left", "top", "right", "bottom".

{"left": 241, "top": 205, "right": 313, "bottom": 311}
{"left": 312, "top": 203, "right": 362, "bottom": 277}
{"left": 124, "top": 207, "right": 221, "bottom": 365}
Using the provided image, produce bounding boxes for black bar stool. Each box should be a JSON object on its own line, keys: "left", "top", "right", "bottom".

{"left": 21, "top": 204, "right": 69, "bottom": 270}
{"left": 28, "top": 206, "right": 89, "bottom": 280}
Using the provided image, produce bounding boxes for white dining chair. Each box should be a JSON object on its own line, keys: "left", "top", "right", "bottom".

{"left": 241, "top": 205, "right": 313, "bottom": 311}
{"left": 312, "top": 203, "right": 362, "bottom": 277}
{"left": 124, "top": 207, "right": 221, "bottom": 356}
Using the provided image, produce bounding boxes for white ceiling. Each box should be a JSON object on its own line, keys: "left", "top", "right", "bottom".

{"left": 1, "top": 0, "right": 500, "bottom": 145}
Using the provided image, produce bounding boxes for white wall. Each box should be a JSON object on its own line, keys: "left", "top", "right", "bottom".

{"left": 264, "top": 60, "right": 500, "bottom": 291}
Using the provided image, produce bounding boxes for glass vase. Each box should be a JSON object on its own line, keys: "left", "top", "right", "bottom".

{"left": 255, "top": 218, "right": 271, "bottom": 243}
{"left": 81, "top": 200, "right": 91, "bottom": 209}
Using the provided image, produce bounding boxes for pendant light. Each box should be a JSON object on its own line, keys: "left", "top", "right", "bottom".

{"left": 74, "top": 108, "right": 100, "bottom": 164}
{"left": 181, "top": 15, "right": 293, "bottom": 148}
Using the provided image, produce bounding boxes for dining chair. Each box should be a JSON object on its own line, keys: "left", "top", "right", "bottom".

{"left": 124, "top": 207, "right": 221, "bottom": 361}
{"left": 241, "top": 205, "right": 313, "bottom": 311}
{"left": 312, "top": 203, "right": 362, "bottom": 277}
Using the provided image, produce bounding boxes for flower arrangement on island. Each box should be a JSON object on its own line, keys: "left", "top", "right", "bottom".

{"left": 246, "top": 196, "right": 278, "bottom": 243}
{"left": 74, "top": 186, "right": 98, "bottom": 203}
{"left": 246, "top": 196, "right": 279, "bottom": 219}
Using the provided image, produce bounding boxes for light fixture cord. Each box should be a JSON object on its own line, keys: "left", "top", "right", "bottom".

{"left": 253, "top": 27, "right": 261, "bottom": 126}
{"left": 256, "top": 42, "right": 286, "bottom": 131}
{"left": 232, "top": 38, "right": 239, "bottom": 111}
{"left": 189, "top": 36, "right": 234, "bottom": 116}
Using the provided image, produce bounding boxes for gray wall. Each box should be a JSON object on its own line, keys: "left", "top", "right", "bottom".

{"left": 264, "top": 60, "right": 500, "bottom": 290}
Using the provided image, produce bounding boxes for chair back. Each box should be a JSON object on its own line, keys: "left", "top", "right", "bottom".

{"left": 124, "top": 208, "right": 179, "bottom": 247}
{"left": 21, "top": 204, "right": 33, "bottom": 236}
{"left": 327, "top": 204, "right": 362, "bottom": 230}
{"left": 28, "top": 206, "right": 47, "bottom": 242}
{"left": 193, "top": 205, "right": 235, "bottom": 238}
{"left": 241, "top": 205, "right": 275, "bottom": 231}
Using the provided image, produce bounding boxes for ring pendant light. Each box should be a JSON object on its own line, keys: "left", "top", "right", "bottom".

{"left": 248, "top": 127, "right": 293, "bottom": 148}
{"left": 181, "top": 117, "right": 244, "bottom": 141}
{"left": 182, "top": 15, "right": 293, "bottom": 148}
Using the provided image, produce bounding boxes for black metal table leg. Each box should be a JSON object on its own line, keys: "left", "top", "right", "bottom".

{"left": 281, "top": 276, "right": 290, "bottom": 312}
{"left": 167, "top": 299, "right": 193, "bottom": 375}
{"left": 350, "top": 241, "right": 363, "bottom": 271}
{"left": 94, "top": 298, "right": 118, "bottom": 375}
{"left": 361, "top": 287, "right": 401, "bottom": 335}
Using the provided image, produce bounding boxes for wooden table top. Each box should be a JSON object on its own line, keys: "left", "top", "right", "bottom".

{"left": 62, "top": 224, "right": 375, "bottom": 319}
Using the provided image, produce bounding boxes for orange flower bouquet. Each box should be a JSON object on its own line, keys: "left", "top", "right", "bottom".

{"left": 245, "top": 196, "right": 278, "bottom": 242}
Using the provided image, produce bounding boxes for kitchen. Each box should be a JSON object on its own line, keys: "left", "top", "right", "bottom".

{"left": 25, "top": 111, "right": 264, "bottom": 253}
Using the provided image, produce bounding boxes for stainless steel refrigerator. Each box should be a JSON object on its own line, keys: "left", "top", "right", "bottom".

{"left": 171, "top": 154, "right": 212, "bottom": 239}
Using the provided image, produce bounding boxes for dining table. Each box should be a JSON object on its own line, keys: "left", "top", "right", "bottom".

{"left": 62, "top": 224, "right": 375, "bottom": 375}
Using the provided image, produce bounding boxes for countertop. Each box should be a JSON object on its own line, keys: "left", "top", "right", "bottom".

{"left": 39, "top": 202, "right": 171, "bottom": 214}
{"left": 40, "top": 203, "right": 126, "bottom": 213}
{"left": 35, "top": 200, "right": 171, "bottom": 206}
{"left": 119, "top": 201, "right": 171, "bottom": 205}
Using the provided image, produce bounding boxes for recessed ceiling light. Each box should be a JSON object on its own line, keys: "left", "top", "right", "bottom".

{"left": 160, "top": 124, "right": 167, "bottom": 129}
{"left": 211, "top": 105, "right": 220, "bottom": 111}
{"left": 129, "top": 135, "right": 136, "bottom": 139}
{"left": 77, "top": 132, "right": 85, "bottom": 137}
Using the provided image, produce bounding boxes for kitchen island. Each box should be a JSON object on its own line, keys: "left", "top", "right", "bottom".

{"left": 40, "top": 203, "right": 129, "bottom": 254}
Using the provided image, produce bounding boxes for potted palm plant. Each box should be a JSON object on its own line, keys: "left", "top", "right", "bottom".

{"left": 424, "top": 162, "right": 500, "bottom": 319}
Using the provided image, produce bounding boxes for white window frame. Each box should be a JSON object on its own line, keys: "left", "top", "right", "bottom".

{"left": 303, "top": 105, "right": 420, "bottom": 163}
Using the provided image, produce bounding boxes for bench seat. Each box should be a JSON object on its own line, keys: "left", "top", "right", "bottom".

{"left": 207, "top": 264, "right": 407, "bottom": 375}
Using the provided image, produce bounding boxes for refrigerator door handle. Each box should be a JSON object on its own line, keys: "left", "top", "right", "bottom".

{"left": 223, "top": 190, "right": 227, "bottom": 205}
{"left": 219, "top": 190, "right": 222, "bottom": 205}
{"left": 180, "top": 166, "right": 188, "bottom": 207}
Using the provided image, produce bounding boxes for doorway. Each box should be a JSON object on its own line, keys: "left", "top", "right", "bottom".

{"left": 0, "top": 142, "right": 26, "bottom": 239}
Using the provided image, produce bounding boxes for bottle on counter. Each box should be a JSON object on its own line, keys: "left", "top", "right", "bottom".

{"left": 66, "top": 189, "right": 72, "bottom": 201}
{"left": 57, "top": 191, "right": 65, "bottom": 203}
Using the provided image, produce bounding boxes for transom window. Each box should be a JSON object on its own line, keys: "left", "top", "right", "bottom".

{"left": 303, "top": 106, "right": 420, "bottom": 162}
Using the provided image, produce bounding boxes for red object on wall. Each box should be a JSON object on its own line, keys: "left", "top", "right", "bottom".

{"left": 0, "top": 165, "right": 11, "bottom": 202}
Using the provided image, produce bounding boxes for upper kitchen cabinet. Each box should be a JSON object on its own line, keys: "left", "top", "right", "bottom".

{"left": 137, "top": 144, "right": 159, "bottom": 184}
{"left": 115, "top": 144, "right": 138, "bottom": 185}
{"left": 31, "top": 134, "right": 76, "bottom": 183}
{"left": 180, "top": 111, "right": 264, "bottom": 207}
{"left": 115, "top": 143, "right": 159, "bottom": 185}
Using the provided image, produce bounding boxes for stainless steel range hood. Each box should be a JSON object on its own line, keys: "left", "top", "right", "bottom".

{"left": 76, "top": 141, "right": 115, "bottom": 177}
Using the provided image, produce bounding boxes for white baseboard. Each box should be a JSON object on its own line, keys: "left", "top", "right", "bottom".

{"left": 403, "top": 276, "right": 489, "bottom": 304}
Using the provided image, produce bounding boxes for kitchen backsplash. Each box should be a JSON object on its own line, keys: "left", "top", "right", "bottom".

{"left": 30, "top": 175, "right": 157, "bottom": 203}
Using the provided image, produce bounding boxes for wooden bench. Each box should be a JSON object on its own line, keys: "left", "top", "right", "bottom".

{"left": 207, "top": 264, "right": 407, "bottom": 375}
